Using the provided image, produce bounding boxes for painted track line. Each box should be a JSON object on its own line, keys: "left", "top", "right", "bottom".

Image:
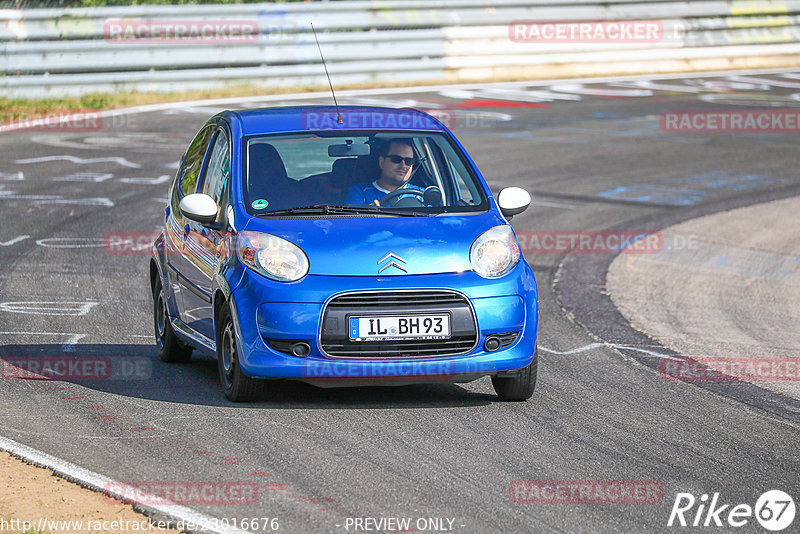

{"left": 1, "top": 67, "right": 799, "bottom": 134}
{"left": 0, "top": 435, "right": 251, "bottom": 534}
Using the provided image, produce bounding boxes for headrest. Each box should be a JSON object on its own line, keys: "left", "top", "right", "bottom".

{"left": 248, "top": 143, "right": 288, "bottom": 185}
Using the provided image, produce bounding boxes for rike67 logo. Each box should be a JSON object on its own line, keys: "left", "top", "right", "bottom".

{"left": 668, "top": 490, "right": 795, "bottom": 531}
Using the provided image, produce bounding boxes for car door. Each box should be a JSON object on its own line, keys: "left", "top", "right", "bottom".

{"left": 179, "top": 124, "right": 231, "bottom": 340}
{"left": 166, "top": 123, "right": 216, "bottom": 328}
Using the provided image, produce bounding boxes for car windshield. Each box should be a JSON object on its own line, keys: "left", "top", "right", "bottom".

{"left": 242, "top": 131, "right": 489, "bottom": 216}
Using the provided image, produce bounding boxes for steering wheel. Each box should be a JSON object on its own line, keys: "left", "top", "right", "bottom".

{"left": 379, "top": 186, "right": 442, "bottom": 208}
{"left": 379, "top": 187, "right": 426, "bottom": 207}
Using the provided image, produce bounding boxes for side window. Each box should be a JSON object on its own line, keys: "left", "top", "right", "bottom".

{"left": 434, "top": 137, "right": 481, "bottom": 206}
{"left": 181, "top": 126, "right": 215, "bottom": 196}
{"left": 170, "top": 125, "right": 215, "bottom": 217}
{"left": 450, "top": 161, "right": 478, "bottom": 205}
{"left": 202, "top": 129, "right": 230, "bottom": 206}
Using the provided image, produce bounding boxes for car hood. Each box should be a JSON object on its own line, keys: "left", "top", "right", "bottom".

{"left": 241, "top": 212, "right": 505, "bottom": 276}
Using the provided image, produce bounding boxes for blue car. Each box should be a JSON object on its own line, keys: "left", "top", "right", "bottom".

{"left": 150, "top": 106, "right": 538, "bottom": 402}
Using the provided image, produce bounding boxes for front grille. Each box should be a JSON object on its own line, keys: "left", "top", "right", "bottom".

{"left": 321, "top": 337, "right": 476, "bottom": 358}
{"left": 320, "top": 290, "right": 478, "bottom": 358}
{"left": 326, "top": 291, "right": 465, "bottom": 308}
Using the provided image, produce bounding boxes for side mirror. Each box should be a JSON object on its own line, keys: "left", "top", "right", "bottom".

{"left": 180, "top": 193, "right": 218, "bottom": 225}
{"left": 497, "top": 187, "right": 531, "bottom": 219}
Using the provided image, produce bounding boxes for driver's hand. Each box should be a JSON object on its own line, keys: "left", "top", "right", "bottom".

{"left": 371, "top": 200, "right": 380, "bottom": 207}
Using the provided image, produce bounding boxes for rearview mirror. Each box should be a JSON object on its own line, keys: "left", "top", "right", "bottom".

{"left": 328, "top": 142, "right": 370, "bottom": 157}
{"left": 180, "top": 193, "right": 218, "bottom": 225}
{"left": 497, "top": 187, "right": 531, "bottom": 219}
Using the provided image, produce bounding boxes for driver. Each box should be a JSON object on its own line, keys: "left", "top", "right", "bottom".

{"left": 345, "top": 139, "right": 424, "bottom": 206}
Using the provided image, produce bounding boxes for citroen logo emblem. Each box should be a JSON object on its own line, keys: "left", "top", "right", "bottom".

{"left": 377, "top": 252, "right": 407, "bottom": 273}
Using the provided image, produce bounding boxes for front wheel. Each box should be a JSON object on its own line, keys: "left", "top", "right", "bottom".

{"left": 492, "top": 350, "right": 538, "bottom": 401}
{"left": 153, "top": 278, "right": 192, "bottom": 363}
{"left": 217, "top": 304, "right": 262, "bottom": 402}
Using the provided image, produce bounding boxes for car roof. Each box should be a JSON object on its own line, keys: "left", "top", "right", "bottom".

{"left": 226, "top": 106, "right": 448, "bottom": 136}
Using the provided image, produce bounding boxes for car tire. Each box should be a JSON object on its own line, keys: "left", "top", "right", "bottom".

{"left": 217, "top": 303, "right": 262, "bottom": 402}
{"left": 153, "top": 278, "right": 192, "bottom": 363}
{"left": 491, "top": 350, "right": 537, "bottom": 401}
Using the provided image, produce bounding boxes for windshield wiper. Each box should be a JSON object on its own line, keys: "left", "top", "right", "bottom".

{"left": 255, "top": 205, "right": 427, "bottom": 217}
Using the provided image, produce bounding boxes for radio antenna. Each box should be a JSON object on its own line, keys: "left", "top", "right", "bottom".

{"left": 311, "top": 22, "right": 343, "bottom": 124}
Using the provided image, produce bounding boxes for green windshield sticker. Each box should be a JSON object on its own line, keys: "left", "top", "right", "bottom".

{"left": 252, "top": 199, "right": 269, "bottom": 210}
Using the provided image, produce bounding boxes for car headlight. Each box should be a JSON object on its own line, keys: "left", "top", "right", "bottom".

{"left": 470, "top": 225, "right": 520, "bottom": 278}
{"left": 236, "top": 231, "right": 309, "bottom": 282}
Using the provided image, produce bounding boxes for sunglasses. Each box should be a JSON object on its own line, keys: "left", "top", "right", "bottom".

{"left": 385, "top": 154, "right": 417, "bottom": 166}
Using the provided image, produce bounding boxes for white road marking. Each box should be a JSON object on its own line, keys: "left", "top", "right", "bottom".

{"left": 612, "top": 80, "right": 702, "bottom": 93}
{"left": 440, "top": 87, "right": 582, "bottom": 102}
{"left": 120, "top": 175, "right": 171, "bottom": 185}
{"left": 611, "top": 344, "right": 679, "bottom": 359}
{"left": 340, "top": 96, "right": 433, "bottom": 108}
{"left": 0, "top": 301, "right": 99, "bottom": 316}
{"left": 13, "top": 155, "right": 141, "bottom": 169}
{"left": 0, "top": 235, "right": 29, "bottom": 246}
{"left": 538, "top": 343, "right": 605, "bottom": 355}
{"left": 697, "top": 93, "right": 800, "bottom": 107}
{"left": 0, "top": 172, "right": 24, "bottom": 181}
{"left": 0, "top": 192, "right": 115, "bottom": 208}
{"left": 726, "top": 75, "right": 800, "bottom": 89}
{"left": 538, "top": 342, "right": 674, "bottom": 359}
{"left": 550, "top": 84, "right": 653, "bottom": 97}
{"left": 35, "top": 237, "right": 106, "bottom": 248}
{"left": 162, "top": 106, "right": 227, "bottom": 115}
{"left": 53, "top": 172, "right": 115, "bottom": 183}
{"left": 0, "top": 191, "right": 62, "bottom": 200}
{"left": 0, "top": 435, "right": 248, "bottom": 534}
{"left": 0, "top": 331, "right": 87, "bottom": 352}
{"left": 0, "top": 190, "right": 113, "bottom": 208}
{"left": 61, "top": 334, "right": 86, "bottom": 352}
{"left": 534, "top": 200, "right": 578, "bottom": 210}
{"left": 34, "top": 198, "right": 114, "bottom": 207}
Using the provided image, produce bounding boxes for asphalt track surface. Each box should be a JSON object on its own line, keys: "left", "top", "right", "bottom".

{"left": 1, "top": 70, "right": 799, "bottom": 533}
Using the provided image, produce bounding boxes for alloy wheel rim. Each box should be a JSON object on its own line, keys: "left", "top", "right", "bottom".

{"left": 222, "top": 322, "right": 235, "bottom": 381}
{"left": 155, "top": 291, "right": 167, "bottom": 347}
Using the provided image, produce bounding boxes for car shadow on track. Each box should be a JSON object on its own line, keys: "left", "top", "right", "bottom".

{"left": 0, "top": 344, "right": 497, "bottom": 408}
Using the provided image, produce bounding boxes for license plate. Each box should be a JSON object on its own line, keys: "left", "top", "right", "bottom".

{"left": 349, "top": 314, "right": 450, "bottom": 342}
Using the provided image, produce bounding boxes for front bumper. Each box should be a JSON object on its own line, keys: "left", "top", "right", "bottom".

{"left": 229, "top": 261, "right": 538, "bottom": 382}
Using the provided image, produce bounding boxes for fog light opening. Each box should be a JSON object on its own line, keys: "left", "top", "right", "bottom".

{"left": 484, "top": 336, "right": 502, "bottom": 352}
{"left": 290, "top": 342, "right": 311, "bottom": 358}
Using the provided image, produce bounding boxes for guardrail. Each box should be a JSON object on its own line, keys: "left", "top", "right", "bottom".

{"left": 2, "top": 0, "right": 800, "bottom": 97}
